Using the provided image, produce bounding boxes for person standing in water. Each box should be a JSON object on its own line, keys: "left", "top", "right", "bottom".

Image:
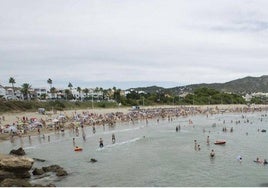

{"left": 99, "top": 138, "right": 104, "bottom": 148}
{"left": 207, "top": 136, "right": 210, "bottom": 145}
{"left": 194, "top": 140, "right": 198, "bottom": 150}
{"left": 73, "top": 138, "right": 76, "bottom": 146}
{"left": 112, "top": 133, "right": 116, "bottom": 144}
{"left": 210, "top": 149, "right": 215, "bottom": 158}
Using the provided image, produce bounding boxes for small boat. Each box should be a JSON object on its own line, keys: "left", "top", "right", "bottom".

{"left": 214, "top": 140, "right": 226, "bottom": 145}
{"left": 74, "top": 147, "right": 83, "bottom": 151}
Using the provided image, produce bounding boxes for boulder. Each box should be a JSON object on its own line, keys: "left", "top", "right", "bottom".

{"left": 0, "top": 170, "right": 16, "bottom": 182}
{"left": 14, "top": 171, "right": 31, "bottom": 179}
{"left": 33, "top": 183, "right": 56, "bottom": 187}
{"left": 0, "top": 156, "right": 34, "bottom": 172}
{"left": 56, "top": 168, "right": 68, "bottom": 176}
{"left": 42, "top": 164, "right": 68, "bottom": 176}
{"left": 0, "top": 178, "right": 32, "bottom": 187}
{"left": 42, "top": 164, "right": 61, "bottom": 172}
{"left": 9, "top": 147, "right": 26, "bottom": 156}
{"left": 32, "top": 168, "right": 45, "bottom": 176}
{"left": 90, "top": 158, "right": 98, "bottom": 163}
{"left": 33, "top": 157, "right": 46, "bottom": 162}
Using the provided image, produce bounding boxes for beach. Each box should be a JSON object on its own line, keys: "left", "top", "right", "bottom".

{"left": 1, "top": 104, "right": 268, "bottom": 186}
{"left": 1, "top": 104, "right": 267, "bottom": 142}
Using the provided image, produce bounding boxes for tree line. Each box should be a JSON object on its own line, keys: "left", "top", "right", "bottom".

{"left": 3, "top": 77, "right": 265, "bottom": 106}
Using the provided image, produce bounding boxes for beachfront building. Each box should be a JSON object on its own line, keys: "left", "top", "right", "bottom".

{"left": 2, "top": 86, "right": 22, "bottom": 100}
{"left": 243, "top": 94, "right": 253, "bottom": 102}
{"left": 0, "top": 85, "right": 6, "bottom": 98}
{"left": 33, "top": 88, "right": 48, "bottom": 100}
{"left": 71, "top": 88, "right": 85, "bottom": 101}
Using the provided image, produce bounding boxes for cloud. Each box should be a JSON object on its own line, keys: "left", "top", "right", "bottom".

{"left": 1, "top": 0, "right": 268, "bottom": 89}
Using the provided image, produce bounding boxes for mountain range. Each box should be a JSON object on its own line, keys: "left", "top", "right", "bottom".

{"left": 128, "top": 75, "right": 268, "bottom": 95}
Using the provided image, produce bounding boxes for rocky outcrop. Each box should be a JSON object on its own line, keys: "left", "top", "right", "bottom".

{"left": 0, "top": 178, "right": 32, "bottom": 187}
{"left": 0, "top": 156, "right": 34, "bottom": 172}
{"left": 32, "top": 168, "right": 45, "bottom": 176}
{"left": 9, "top": 147, "right": 26, "bottom": 156}
{"left": 0, "top": 152, "right": 68, "bottom": 187}
{"left": 0, "top": 170, "right": 16, "bottom": 182}
{"left": 41, "top": 165, "right": 68, "bottom": 177}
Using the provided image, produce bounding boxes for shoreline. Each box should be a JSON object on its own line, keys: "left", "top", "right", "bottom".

{"left": 1, "top": 104, "right": 267, "bottom": 143}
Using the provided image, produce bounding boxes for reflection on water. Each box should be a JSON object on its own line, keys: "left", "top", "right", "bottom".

{"left": 0, "top": 111, "right": 268, "bottom": 187}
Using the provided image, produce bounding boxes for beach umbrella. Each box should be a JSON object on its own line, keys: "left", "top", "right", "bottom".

{"left": 58, "top": 115, "right": 65, "bottom": 119}
{"left": 53, "top": 119, "right": 59, "bottom": 123}
{"left": 32, "top": 121, "right": 43, "bottom": 128}
{"left": 4, "top": 125, "right": 17, "bottom": 133}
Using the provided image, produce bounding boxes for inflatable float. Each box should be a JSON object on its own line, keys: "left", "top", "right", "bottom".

{"left": 74, "top": 147, "right": 83, "bottom": 151}
{"left": 214, "top": 140, "right": 226, "bottom": 145}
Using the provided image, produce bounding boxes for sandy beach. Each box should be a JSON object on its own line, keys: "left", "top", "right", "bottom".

{"left": 1, "top": 104, "right": 267, "bottom": 143}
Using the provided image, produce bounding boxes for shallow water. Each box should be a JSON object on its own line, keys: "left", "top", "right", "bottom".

{"left": 1, "top": 111, "right": 268, "bottom": 187}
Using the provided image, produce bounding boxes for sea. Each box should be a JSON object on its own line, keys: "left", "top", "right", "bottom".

{"left": 0, "top": 111, "right": 268, "bottom": 187}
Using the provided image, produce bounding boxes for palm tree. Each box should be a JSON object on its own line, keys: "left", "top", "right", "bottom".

{"left": 50, "top": 87, "right": 57, "bottom": 99}
{"left": 47, "top": 78, "right": 52, "bottom": 89}
{"left": 64, "top": 89, "right": 71, "bottom": 100}
{"left": 77, "top": 87, "right": 81, "bottom": 100}
{"left": 68, "top": 82, "right": 73, "bottom": 90}
{"left": 68, "top": 82, "right": 73, "bottom": 99}
{"left": 21, "top": 83, "right": 31, "bottom": 100}
{"left": 9, "top": 77, "right": 16, "bottom": 96}
{"left": 83, "top": 88, "right": 89, "bottom": 99}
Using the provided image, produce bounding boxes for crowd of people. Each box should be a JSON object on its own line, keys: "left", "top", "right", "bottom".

{"left": 1, "top": 105, "right": 268, "bottom": 164}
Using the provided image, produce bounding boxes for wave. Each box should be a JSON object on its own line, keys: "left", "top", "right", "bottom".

{"left": 96, "top": 137, "right": 142, "bottom": 151}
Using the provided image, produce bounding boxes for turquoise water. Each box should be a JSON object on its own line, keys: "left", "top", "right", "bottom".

{"left": 1, "top": 111, "right": 268, "bottom": 187}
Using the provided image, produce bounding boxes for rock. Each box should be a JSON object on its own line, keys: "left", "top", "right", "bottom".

{"left": 56, "top": 168, "right": 68, "bottom": 176}
{"left": 42, "top": 164, "right": 68, "bottom": 176}
{"left": 90, "top": 158, "right": 98, "bottom": 163}
{"left": 42, "top": 164, "right": 61, "bottom": 172}
{"left": 33, "top": 157, "right": 46, "bottom": 162}
{"left": 46, "top": 183, "right": 56, "bottom": 187}
{"left": 32, "top": 168, "right": 45, "bottom": 176}
{"left": 32, "top": 183, "right": 56, "bottom": 187}
{"left": 0, "top": 156, "right": 34, "bottom": 172}
{"left": 0, "top": 178, "right": 32, "bottom": 187}
{"left": 14, "top": 171, "right": 31, "bottom": 179}
{"left": 9, "top": 147, "right": 26, "bottom": 156}
{"left": 0, "top": 170, "right": 16, "bottom": 181}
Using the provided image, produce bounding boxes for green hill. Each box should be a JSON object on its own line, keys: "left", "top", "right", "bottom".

{"left": 128, "top": 75, "right": 268, "bottom": 95}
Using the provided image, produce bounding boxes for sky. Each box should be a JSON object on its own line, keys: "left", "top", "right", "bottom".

{"left": 1, "top": 0, "right": 268, "bottom": 90}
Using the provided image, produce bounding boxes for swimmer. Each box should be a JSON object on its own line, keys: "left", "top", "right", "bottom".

{"left": 237, "top": 155, "right": 242, "bottom": 162}
{"left": 210, "top": 149, "right": 215, "bottom": 158}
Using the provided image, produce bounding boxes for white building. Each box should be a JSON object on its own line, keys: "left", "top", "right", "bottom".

{"left": 34, "top": 88, "right": 48, "bottom": 99}
{"left": 0, "top": 85, "right": 6, "bottom": 97}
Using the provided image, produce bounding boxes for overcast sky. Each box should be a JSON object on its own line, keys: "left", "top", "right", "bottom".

{"left": 1, "top": 0, "right": 268, "bottom": 89}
